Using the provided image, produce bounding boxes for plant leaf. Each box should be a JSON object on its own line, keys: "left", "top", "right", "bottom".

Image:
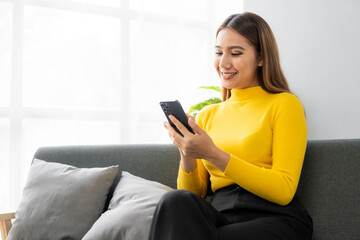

{"left": 188, "top": 97, "right": 222, "bottom": 117}
{"left": 198, "top": 86, "right": 221, "bottom": 92}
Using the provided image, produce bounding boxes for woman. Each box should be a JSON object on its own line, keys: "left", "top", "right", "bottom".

{"left": 149, "top": 12, "right": 313, "bottom": 240}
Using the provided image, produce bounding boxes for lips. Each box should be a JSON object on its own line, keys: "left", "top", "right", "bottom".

{"left": 220, "top": 71, "right": 238, "bottom": 80}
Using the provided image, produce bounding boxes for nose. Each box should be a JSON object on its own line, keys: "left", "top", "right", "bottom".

{"left": 218, "top": 54, "right": 231, "bottom": 69}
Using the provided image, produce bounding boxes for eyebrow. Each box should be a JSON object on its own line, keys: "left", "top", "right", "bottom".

{"left": 215, "top": 45, "right": 245, "bottom": 50}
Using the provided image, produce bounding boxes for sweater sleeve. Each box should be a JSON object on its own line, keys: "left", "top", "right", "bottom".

{"left": 177, "top": 159, "right": 209, "bottom": 198}
{"left": 176, "top": 108, "right": 211, "bottom": 198}
{"left": 224, "top": 94, "right": 307, "bottom": 205}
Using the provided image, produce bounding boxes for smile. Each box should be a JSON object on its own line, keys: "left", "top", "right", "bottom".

{"left": 221, "top": 72, "right": 238, "bottom": 77}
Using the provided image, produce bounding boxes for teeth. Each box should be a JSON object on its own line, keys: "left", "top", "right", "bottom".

{"left": 223, "top": 72, "right": 237, "bottom": 76}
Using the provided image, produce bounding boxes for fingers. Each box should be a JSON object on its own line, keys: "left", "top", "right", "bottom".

{"left": 164, "top": 116, "right": 211, "bottom": 160}
{"left": 186, "top": 115, "right": 204, "bottom": 135}
{"left": 168, "top": 115, "right": 191, "bottom": 137}
{"left": 164, "top": 121, "right": 180, "bottom": 138}
{"left": 164, "top": 121, "right": 182, "bottom": 147}
{"left": 186, "top": 113, "right": 195, "bottom": 121}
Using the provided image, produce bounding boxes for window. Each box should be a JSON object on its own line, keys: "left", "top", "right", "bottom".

{"left": 0, "top": 0, "right": 243, "bottom": 213}
{"left": 0, "top": 2, "right": 11, "bottom": 106}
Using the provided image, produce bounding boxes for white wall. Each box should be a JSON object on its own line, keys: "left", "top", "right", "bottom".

{"left": 243, "top": 0, "right": 360, "bottom": 140}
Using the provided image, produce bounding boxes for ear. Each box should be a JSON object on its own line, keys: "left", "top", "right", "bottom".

{"left": 258, "top": 56, "right": 263, "bottom": 67}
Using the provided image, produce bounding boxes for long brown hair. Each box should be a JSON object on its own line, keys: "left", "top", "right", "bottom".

{"left": 217, "top": 12, "right": 290, "bottom": 101}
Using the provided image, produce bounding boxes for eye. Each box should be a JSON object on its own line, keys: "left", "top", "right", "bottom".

{"left": 215, "top": 52, "right": 223, "bottom": 56}
{"left": 232, "top": 52, "right": 243, "bottom": 56}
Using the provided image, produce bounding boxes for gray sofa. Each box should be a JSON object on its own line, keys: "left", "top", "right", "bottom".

{"left": 2, "top": 139, "right": 359, "bottom": 239}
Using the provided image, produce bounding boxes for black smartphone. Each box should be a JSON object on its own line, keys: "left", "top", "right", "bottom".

{"left": 160, "top": 100, "right": 194, "bottom": 136}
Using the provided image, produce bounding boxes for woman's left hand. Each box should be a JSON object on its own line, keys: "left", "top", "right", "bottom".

{"left": 166, "top": 113, "right": 230, "bottom": 171}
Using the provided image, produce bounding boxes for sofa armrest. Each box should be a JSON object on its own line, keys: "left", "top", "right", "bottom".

{"left": 0, "top": 212, "right": 15, "bottom": 240}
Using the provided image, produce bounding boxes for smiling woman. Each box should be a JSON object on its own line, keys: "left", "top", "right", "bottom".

{"left": 148, "top": 12, "right": 313, "bottom": 240}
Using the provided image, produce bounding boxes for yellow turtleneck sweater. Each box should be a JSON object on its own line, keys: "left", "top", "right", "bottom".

{"left": 177, "top": 86, "right": 307, "bottom": 206}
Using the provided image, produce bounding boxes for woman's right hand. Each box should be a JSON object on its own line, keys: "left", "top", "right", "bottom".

{"left": 163, "top": 120, "right": 197, "bottom": 172}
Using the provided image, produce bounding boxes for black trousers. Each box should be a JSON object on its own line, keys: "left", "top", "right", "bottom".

{"left": 148, "top": 184, "right": 313, "bottom": 240}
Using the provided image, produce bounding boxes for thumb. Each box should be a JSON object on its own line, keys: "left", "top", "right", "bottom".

{"left": 188, "top": 116, "right": 204, "bottom": 135}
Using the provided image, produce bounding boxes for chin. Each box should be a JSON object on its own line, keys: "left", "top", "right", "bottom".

{"left": 220, "top": 80, "right": 238, "bottom": 90}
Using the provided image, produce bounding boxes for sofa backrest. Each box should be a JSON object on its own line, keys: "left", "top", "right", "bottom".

{"left": 34, "top": 139, "right": 360, "bottom": 240}
{"left": 296, "top": 139, "right": 360, "bottom": 240}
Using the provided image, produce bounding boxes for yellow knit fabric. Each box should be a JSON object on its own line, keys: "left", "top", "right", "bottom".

{"left": 177, "top": 86, "right": 307, "bottom": 206}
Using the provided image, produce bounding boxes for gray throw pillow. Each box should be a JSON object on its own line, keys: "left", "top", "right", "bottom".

{"left": 7, "top": 159, "right": 118, "bottom": 240}
{"left": 82, "top": 171, "right": 172, "bottom": 240}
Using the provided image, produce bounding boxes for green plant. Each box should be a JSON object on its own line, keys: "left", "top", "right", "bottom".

{"left": 188, "top": 86, "right": 222, "bottom": 117}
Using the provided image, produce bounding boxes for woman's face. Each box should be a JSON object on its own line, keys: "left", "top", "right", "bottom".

{"left": 214, "top": 28, "right": 262, "bottom": 90}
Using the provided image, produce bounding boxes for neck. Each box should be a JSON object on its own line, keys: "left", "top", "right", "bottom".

{"left": 228, "top": 86, "right": 268, "bottom": 102}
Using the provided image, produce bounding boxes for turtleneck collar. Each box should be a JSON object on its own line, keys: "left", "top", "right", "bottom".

{"left": 228, "top": 86, "right": 268, "bottom": 102}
